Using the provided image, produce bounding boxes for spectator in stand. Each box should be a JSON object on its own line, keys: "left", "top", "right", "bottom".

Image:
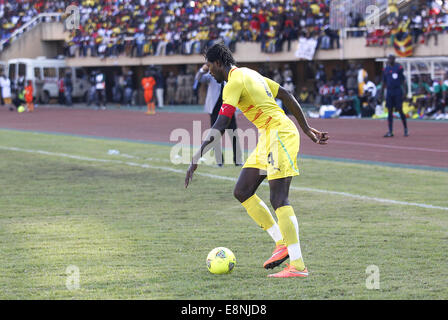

{"left": 423, "top": 9, "right": 439, "bottom": 46}
{"left": 387, "top": 0, "right": 400, "bottom": 25}
{"left": 410, "top": 9, "right": 423, "bottom": 44}
{"left": 3, "top": 0, "right": 447, "bottom": 61}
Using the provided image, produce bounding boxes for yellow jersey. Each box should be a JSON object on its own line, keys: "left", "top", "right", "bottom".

{"left": 220, "top": 67, "right": 296, "bottom": 131}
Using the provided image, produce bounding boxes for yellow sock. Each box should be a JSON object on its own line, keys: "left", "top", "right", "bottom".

{"left": 275, "top": 205, "right": 305, "bottom": 271}
{"left": 275, "top": 239, "right": 285, "bottom": 246}
{"left": 241, "top": 194, "right": 283, "bottom": 244}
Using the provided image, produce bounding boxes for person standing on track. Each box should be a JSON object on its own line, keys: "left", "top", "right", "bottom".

{"left": 380, "top": 54, "right": 409, "bottom": 137}
{"left": 185, "top": 43, "right": 329, "bottom": 278}
{"left": 0, "top": 72, "right": 13, "bottom": 111}
{"left": 24, "top": 80, "right": 34, "bottom": 112}
{"left": 141, "top": 70, "right": 156, "bottom": 115}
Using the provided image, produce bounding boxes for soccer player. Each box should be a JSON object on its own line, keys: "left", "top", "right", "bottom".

{"left": 142, "top": 70, "right": 156, "bottom": 115}
{"left": 25, "top": 80, "right": 34, "bottom": 112}
{"left": 380, "top": 54, "right": 408, "bottom": 137}
{"left": 185, "top": 43, "right": 328, "bottom": 278}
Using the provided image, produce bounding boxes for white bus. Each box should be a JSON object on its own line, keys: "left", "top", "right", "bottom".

{"left": 7, "top": 57, "right": 91, "bottom": 104}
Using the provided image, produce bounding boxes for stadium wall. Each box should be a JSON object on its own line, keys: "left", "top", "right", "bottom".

{"left": 2, "top": 21, "right": 447, "bottom": 65}
{"left": 0, "top": 22, "right": 64, "bottom": 61}
{"left": 65, "top": 35, "right": 448, "bottom": 67}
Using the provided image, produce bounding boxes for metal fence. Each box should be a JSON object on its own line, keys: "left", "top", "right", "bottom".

{"left": 330, "top": 0, "right": 389, "bottom": 29}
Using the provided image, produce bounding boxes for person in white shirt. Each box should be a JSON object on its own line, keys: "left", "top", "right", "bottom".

{"left": 0, "top": 72, "right": 13, "bottom": 111}
{"left": 362, "top": 77, "right": 378, "bottom": 117}
{"left": 363, "top": 79, "right": 377, "bottom": 98}
{"left": 95, "top": 71, "right": 106, "bottom": 110}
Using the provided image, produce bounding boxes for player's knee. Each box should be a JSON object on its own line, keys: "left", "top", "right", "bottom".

{"left": 233, "top": 186, "right": 252, "bottom": 203}
{"left": 270, "top": 194, "right": 288, "bottom": 211}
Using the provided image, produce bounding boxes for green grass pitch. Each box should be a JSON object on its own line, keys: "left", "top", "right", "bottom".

{"left": 0, "top": 129, "right": 447, "bottom": 299}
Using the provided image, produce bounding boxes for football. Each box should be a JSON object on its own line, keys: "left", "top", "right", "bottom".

{"left": 206, "top": 247, "right": 236, "bottom": 275}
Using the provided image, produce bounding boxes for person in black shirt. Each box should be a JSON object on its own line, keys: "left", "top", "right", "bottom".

{"left": 380, "top": 54, "right": 409, "bottom": 137}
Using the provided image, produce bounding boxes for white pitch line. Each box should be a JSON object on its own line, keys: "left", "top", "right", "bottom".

{"left": 1, "top": 145, "right": 447, "bottom": 212}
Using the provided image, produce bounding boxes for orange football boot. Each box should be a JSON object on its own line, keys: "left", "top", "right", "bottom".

{"left": 263, "top": 244, "right": 289, "bottom": 269}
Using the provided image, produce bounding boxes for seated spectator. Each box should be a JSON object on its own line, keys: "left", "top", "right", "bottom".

{"left": 361, "top": 77, "right": 377, "bottom": 106}
{"left": 412, "top": 86, "right": 429, "bottom": 117}
{"left": 298, "top": 86, "right": 312, "bottom": 104}
{"left": 402, "top": 97, "right": 418, "bottom": 118}
{"left": 332, "top": 89, "right": 360, "bottom": 118}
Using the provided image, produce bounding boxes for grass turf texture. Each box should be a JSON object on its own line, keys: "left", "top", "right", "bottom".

{"left": 0, "top": 129, "right": 447, "bottom": 299}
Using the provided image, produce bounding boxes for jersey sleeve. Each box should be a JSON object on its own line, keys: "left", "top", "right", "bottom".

{"left": 264, "top": 77, "right": 280, "bottom": 98}
{"left": 220, "top": 69, "right": 243, "bottom": 118}
{"left": 222, "top": 69, "right": 243, "bottom": 108}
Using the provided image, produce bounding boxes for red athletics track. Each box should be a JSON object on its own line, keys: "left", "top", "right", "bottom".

{"left": 0, "top": 106, "right": 447, "bottom": 169}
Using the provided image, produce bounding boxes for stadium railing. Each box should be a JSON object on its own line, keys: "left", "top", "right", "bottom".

{"left": 0, "top": 13, "right": 62, "bottom": 53}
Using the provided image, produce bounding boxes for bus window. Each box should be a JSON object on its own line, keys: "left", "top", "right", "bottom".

{"left": 34, "top": 67, "right": 41, "bottom": 79}
{"left": 18, "top": 63, "right": 26, "bottom": 77}
{"left": 59, "top": 68, "right": 66, "bottom": 78}
{"left": 9, "top": 63, "right": 16, "bottom": 80}
{"left": 43, "top": 67, "right": 57, "bottom": 79}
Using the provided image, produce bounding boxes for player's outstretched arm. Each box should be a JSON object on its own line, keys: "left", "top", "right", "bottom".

{"left": 185, "top": 114, "right": 232, "bottom": 188}
{"left": 276, "top": 86, "right": 329, "bottom": 145}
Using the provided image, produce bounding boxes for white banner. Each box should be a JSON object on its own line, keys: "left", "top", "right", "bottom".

{"left": 295, "top": 37, "right": 318, "bottom": 61}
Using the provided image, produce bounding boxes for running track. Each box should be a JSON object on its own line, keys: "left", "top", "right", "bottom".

{"left": 1, "top": 106, "right": 447, "bottom": 169}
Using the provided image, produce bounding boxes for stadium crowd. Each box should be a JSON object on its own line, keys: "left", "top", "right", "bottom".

{"left": 59, "top": 0, "right": 340, "bottom": 59}
{"left": 0, "top": 0, "right": 447, "bottom": 120}
{"left": 282, "top": 62, "right": 448, "bottom": 120}
{"left": 1, "top": 1, "right": 447, "bottom": 58}
{"left": 366, "top": 0, "right": 448, "bottom": 48}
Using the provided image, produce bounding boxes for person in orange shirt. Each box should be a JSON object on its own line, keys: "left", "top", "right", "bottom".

{"left": 25, "top": 80, "right": 34, "bottom": 112}
{"left": 141, "top": 70, "right": 156, "bottom": 115}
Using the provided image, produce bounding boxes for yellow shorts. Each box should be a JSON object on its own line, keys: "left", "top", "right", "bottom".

{"left": 243, "top": 128, "right": 300, "bottom": 180}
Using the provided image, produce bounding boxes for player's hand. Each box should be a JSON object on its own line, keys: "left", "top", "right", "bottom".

{"left": 201, "top": 64, "right": 209, "bottom": 73}
{"left": 305, "top": 127, "right": 329, "bottom": 145}
{"left": 185, "top": 163, "right": 198, "bottom": 188}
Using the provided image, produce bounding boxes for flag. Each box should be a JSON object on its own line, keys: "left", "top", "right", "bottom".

{"left": 393, "top": 33, "right": 413, "bottom": 57}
